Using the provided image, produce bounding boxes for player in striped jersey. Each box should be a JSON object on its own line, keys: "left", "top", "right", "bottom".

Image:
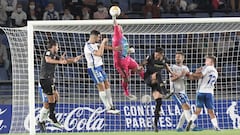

{"left": 84, "top": 30, "right": 120, "bottom": 114}
{"left": 170, "top": 51, "right": 200, "bottom": 131}
{"left": 186, "top": 55, "right": 220, "bottom": 131}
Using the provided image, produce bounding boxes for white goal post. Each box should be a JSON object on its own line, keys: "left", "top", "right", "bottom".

{"left": 0, "top": 17, "right": 239, "bottom": 135}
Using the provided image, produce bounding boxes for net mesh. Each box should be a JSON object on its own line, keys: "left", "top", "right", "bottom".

{"left": 1, "top": 19, "right": 240, "bottom": 133}
{"left": 1, "top": 28, "right": 29, "bottom": 133}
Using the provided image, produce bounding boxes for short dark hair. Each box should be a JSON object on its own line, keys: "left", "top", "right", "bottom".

{"left": 205, "top": 55, "right": 217, "bottom": 64}
{"left": 155, "top": 47, "right": 164, "bottom": 53}
{"left": 176, "top": 51, "right": 185, "bottom": 57}
{"left": 90, "top": 30, "right": 100, "bottom": 36}
{"left": 47, "top": 39, "right": 57, "bottom": 49}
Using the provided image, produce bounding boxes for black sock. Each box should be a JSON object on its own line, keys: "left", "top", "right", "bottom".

{"left": 54, "top": 100, "right": 57, "bottom": 107}
{"left": 154, "top": 98, "right": 162, "bottom": 126}
{"left": 49, "top": 103, "right": 57, "bottom": 122}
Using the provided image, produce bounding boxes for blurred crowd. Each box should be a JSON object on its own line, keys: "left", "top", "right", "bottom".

{"left": 0, "top": 0, "right": 239, "bottom": 28}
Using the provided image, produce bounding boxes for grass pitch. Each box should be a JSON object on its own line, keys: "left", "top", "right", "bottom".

{"left": 3, "top": 130, "right": 240, "bottom": 135}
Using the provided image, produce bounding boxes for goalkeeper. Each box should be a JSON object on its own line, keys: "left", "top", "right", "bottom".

{"left": 140, "top": 47, "right": 174, "bottom": 132}
{"left": 112, "top": 17, "right": 144, "bottom": 101}
{"left": 38, "top": 40, "right": 82, "bottom": 132}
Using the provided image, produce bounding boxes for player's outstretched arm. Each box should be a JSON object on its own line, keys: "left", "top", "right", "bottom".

{"left": 65, "top": 54, "right": 83, "bottom": 64}
{"left": 113, "top": 16, "right": 117, "bottom": 26}
{"left": 104, "top": 45, "right": 122, "bottom": 51}
{"left": 45, "top": 56, "right": 67, "bottom": 64}
{"left": 165, "top": 63, "right": 175, "bottom": 76}
{"left": 140, "top": 56, "right": 149, "bottom": 67}
{"left": 93, "top": 38, "right": 108, "bottom": 56}
{"left": 113, "top": 17, "right": 122, "bottom": 45}
{"left": 170, "top": 72, "right": 185, "bottom": 82}
{"left": 186, "top": 71, "right": 203, "bottom": 80}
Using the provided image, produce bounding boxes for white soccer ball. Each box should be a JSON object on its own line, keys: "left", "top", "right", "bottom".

{"left": 141, "top": 95, "right": 151, "bottom": 104}
{"left": 109, "top": 6, "right": 121, "bottom": 17}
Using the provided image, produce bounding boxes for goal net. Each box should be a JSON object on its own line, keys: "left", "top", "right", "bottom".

{"left": 1, "top": 18, "right": 240, "bottom": 134}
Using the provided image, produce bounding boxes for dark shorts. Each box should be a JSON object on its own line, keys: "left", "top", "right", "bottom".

{"left": 40, "top": 78, "right": 56, "bottom": 95}
{"left": 144, "top": 75, "right": 168, "bottom": 94}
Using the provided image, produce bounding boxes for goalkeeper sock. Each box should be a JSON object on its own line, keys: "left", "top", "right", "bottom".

{"left": 154, "top": 98, "right": 162, "bottom": 126}
{"left": 99, "top": 91, "right": 111, "bottom": 110}
{"left": 184, "top": 109, "right": 192, "bottom": 122}
{"left": 176, "top": 112, "right": 185, "bottom": 129}
{"left": 106, "top": 88, "right": 113, "bottom": 107}
{"left": 122, "top": 80, "right": 129, "bottom": 96}
{"left": 39, "top": 106, "right": 49, "bottom": 122}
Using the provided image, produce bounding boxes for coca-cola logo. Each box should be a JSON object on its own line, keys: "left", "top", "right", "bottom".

{"left": 24, "top": 107, "right": 106, "bottom": 131}
{"left": 0, "top": 109, "right": 7, "bottom": 130}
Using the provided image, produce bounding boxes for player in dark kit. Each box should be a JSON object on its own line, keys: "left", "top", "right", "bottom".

{"left": 38, "top": 39, "right": 82, "bottom": 132}
{"left": 140, "top": 47, "right": 174, "bottom": 132}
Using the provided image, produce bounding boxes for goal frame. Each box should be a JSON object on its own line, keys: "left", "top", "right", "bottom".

{"left": 27, "top": 17, "right": 240, "bottom": 135}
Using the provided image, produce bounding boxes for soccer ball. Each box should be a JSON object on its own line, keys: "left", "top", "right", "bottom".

{"left": 109, "top": 6, "right": 121, "bottom": 17}
{"left": 141, "top": 95, "right": 151, "bottom": 104}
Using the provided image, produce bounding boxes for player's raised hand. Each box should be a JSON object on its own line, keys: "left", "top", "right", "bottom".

{"left": 181, "top": 70, "right": 188, "bottom": 77}
{"left": 73, "top": 54, "right": 83, "bottom": 63}
{"left": 61, "top": 52, "right": 67, "bottom": 60}
{"left": 102, "top": 38, "right": 108, "bottom": 44}
{"left": 195, "top": 67, "right": 202, "bottom": 73}
{"left": 137, "top": 65, "right": 144, "bottom": 71}
{"left": 171, "top": 72, "right": 178, "bottom": 77}
{"left": 113, "top": 16, "right": 117, "bottom": 25}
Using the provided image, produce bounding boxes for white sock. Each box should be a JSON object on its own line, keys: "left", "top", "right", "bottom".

{"left": 211, "top": 118, "right": 219, "bottom": 128}
{"left": 176, "top": 113, "right": 185, "bottom": 129}
{"left": 99, "top": 91, "right": 111, "bottom": 110}
{"left": 184, "top": 110, "right": 192, "bottom": 122}
{"left": 39, "top": 107, "right": 49, "bottom": 122}
{"left": 190, "top": 114, "right": 198, "bottom": 122}
{"left": 44, "top": 108, "right": 49, "bottom": 121}
{"left": 106, "top": 88, "right": 113, "bottom": 107}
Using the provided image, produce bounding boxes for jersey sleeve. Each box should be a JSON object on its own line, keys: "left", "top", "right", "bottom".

{"left": 169, "top": 64, "right": 174, "bottom": 77}
{"left": 85, "top": 43, "right": 95, "bottom": 54}
{"left": 185, "top": 66, "right": 190, "bottom": 73}
{"left": 146, "top": 55, "right": 152, "bottom": 63}
{"left": 201, "top": 66, "right": 209, "bottom": 76}
{"left": 45, "top": 51, "right": 51, "bottom": 57}
{"left": 164, "top": 57, "right": 170, "bottom": 65}
{"left": 113, "top": 25, "right": 123, "bottom": 46}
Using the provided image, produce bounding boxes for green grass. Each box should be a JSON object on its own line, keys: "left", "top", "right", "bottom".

{"left": 3, "top": 130, "right": 240, "bottom": 135}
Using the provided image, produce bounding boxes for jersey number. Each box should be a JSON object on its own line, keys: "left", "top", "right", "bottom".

{"left": 207, "top": 74, "right": 216, "bottom": 86}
